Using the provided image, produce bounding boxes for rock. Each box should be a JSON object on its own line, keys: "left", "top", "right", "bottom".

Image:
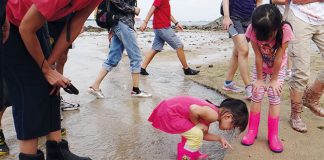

{"left": 84, "top": 26, "right": 106, "bottom": 32}
{"left": 208, "top": 65, "right": 214, "bottom": 68}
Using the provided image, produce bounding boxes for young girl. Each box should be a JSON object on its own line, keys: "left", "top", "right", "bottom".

{"left": 241, "top": 4, "right": 294, "bottom": 153}
{"left": 148, "top": 96, "right": 248, "bottom": 160}
{"left": 4, "top": 0, "right": 101, "bottom": 159}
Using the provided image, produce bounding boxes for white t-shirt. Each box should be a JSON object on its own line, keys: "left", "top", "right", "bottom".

{"left": 290, "top": 2, "right": 324, "bottom": 25}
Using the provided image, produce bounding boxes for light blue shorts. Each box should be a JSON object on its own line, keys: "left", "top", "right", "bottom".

{"left": 152, "top": 27, "right": 183, "bottom": 52}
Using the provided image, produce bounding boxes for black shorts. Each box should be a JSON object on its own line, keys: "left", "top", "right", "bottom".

{"left": 230, "top": 16, "right": 251, "bottom": 38}
{"left": 3, "top": 24, "right": 61, "bottom": 140}
{"left": 48, "top": 21, "right": 72, "bottom": 49}
{"left": 0, "top": 30, "right": 10, "bottom": 111}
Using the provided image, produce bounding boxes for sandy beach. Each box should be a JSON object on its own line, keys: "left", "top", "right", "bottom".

{"left": 1, "top": 28, "right": 323, "bottom": 160}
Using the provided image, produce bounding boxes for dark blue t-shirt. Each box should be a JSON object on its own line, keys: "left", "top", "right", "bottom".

{"left": 231, "top": 0, "right": 256, "bottom": 20}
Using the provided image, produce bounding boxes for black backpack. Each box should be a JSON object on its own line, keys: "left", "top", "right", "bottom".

{"left": 95, "top": 0, "right": 116, "bottom": 30}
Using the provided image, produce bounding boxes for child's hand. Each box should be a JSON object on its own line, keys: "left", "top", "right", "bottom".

{"left": 268, "top": 80, "right": 282, "bottom": 95}
{"left": 220, "top": 137, "right": 233, "bottom": 149}
{"left": 140, "top": 22, "right": 147, "bottom": 32}
{"left": 176, "top": 23, "right": 184, "bottom": 32}
{"left": 253, "top": 80, "right": 266, "bottom": 94}
{"left": 196, "top": 123, "right": 208, "bottom": 133}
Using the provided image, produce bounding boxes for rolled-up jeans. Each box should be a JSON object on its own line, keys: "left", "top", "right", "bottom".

{"left": 102, "top": 21, "right": 142, "bottom": 73}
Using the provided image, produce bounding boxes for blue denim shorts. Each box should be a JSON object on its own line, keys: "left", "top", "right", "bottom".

{"left": 152, "top": 27, "right": 183, "bottom": 52}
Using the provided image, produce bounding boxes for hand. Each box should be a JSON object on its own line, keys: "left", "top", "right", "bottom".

{"left": 253, "top": 80, "right": 266, "bottom": 94}
{"left": 197, "top": 123, "right": 208, "bottom": 133}
{"left": 268, "top": 80, "right": 283, "bottom": 95}
{"left": 176, "top": 23, "right": 184, "bottom": 32}
{"left": 135, "top": 7, "right": 141, "bottom": 16}
{"left": 43, "top": 69, "right": 71, "bottom": 94}
{"left": 222, "top": 16, "right": 233, "bottom": 31}
{"left": 2, "top": 18, "right": 10, "bottom": 44}
{"left": 108, "top": 30, "right": 113, "bottom": 43}
{"left": 140, "top": 22, "right": 148, "bottom": 32}
{"left": 219, "top": 137, "right": 233, "bottom": 149}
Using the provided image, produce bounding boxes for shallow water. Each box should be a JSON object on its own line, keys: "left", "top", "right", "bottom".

{"left": 2, "top": 33, "right": 235, "bottom": 160}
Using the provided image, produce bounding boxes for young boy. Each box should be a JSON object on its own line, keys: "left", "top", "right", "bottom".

{"left": 89, "top": 0, "right": 152, "bottom": 99}
{"left": 139, "top": 0, "right": 199, "bottom": 76}
{"left": 221, "top": 0, "right": 262, "bottom": 99}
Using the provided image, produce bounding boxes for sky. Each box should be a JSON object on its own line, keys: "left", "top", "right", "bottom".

{"left": 137, "top": 0, "right": 222, "bottom": 21}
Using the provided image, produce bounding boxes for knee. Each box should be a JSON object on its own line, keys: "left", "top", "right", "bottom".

{"left": 268, "top": 87, "right": 281, "bottom": 105}
{"left": 237, "top": 46, "right": 249, "bottom": 58}
{"left": 289, "top": 69, "right": 310, "bottom": 90}
{"left": 252, "top": 87, "right": 266, "bottom": 103}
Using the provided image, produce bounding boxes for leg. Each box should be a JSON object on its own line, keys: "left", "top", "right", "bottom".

{"left": 141, "top": 49, "right": 158, "bottom": 69}
{"left": 302, "top": 70, "right": 324, "bottom": 117}
{"left": 302, "top": 23, "right": 324, "bottom": 116}
{"left": 176, "top": 47, "right": 189, "bottom": 69}
{"left": 118, "top": 22, "right": 151, "bottom": 97}
{"left": 242, "top": 69, "right": 266, "bottom": 146}
{"left": 233, "top": 35, "right": 250, "bottom": 86}
{"left": 225, "top": 46, "right": 239, "bottom": 82}
{"left": 91, "top": 34, "right": 124, "bottom": 90}
{"left": 287, "top": 9, "right": 314, "bottom": 133}
{"left": 179, "top": 126, "right": 207, "bottom": 160}
{"left": 19, "top": 139, "right": 38, "bottom": 155}
{"left": 159, "top": 28, "right": 199, "bottom": 75}
{"left": 0, "top": 108, "right": 9, "bottom": 156}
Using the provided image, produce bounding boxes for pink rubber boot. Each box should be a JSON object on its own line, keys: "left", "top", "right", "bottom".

{"left": 241, "top": 112, "right": 260, "bottom": 146}
{"left": 177, "top": 137, "right": 208, "bottom": 160}
{"left": 268, "top": 115, "right": 283, "bottom": 153}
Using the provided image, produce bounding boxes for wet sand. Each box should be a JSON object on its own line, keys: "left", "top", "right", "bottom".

{"left": 1, "top": 30, "right": 323, "bottom": 160}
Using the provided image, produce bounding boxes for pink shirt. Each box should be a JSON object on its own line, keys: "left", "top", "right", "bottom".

{"left": 148, "top": 96, "right": 219, "bottom": 134}
{"left": 246, "top": 24, "right": 294, "bottom": 74}
{"left": 7, "top": 0, "right": 102, "bottom": 26}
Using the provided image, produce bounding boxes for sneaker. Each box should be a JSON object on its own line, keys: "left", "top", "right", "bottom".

{"left": 61, "top": 128, "right": 67, "bottom": 136}
{"left": 131, "top": 90, "right": 152, "bottom": 98}
{"left": 222, "top": 81, "right": 243, "bottom": 93}
{"left": 88, "top": 87, "right": 105, "bottom": 99}
{"left": 183, "top": 67, "right": 200, "bottom": 75}
{"left": 245, "top": 84, "right": 253, "bottom": 100}
{"left": 60, "top": 97, "right": 80, "bottom": 111}
{"left": 0, "top": 129, "right": 9, "bottom": 156}
{"left": 140, "top": 68, "right": 149, "bottom": 75}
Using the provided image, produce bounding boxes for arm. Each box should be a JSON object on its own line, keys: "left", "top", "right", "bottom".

{"left": 251, "top": 41, "right": 266, "bottom": 92}
{"left": 110, "top": 0, "right": 136, "bottom": 14}
{"left": 271, "top": 0, "right": 287, "bottom": 5}
{"left": 19, "top": 5, "right": 69, "bottom": 88}
{"left": 270, "top": 42, "right": 288, "bottom": 81}
{"left": 139, "top": 5, "right": 156, "bottom": 32}
{"left": 222, "top": 0, "right": 232, "bottom": 30}
{"left": 292, "top": 0, "right": 324, "bottom": 4}
{"left": 170, "top": 15, "right": 183, "bottom": 31}
{"left": 48, "top": 4, "right": 98, "bottom": 65}
{"left": 256, "top": 0, "right": 263, "bottom": 7}
{"left": 204, "top": 133, "right": 233, "bottom": 149}
{"left": 251, "top": 42, "right": 264, "bottom": 81}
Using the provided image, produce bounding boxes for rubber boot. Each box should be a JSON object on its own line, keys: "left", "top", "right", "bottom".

{"left": 241, "top": 112, "right": 260, "bottom": 146}
{"left": 302, "top": 86, "right": 324, "bottom": 117}
{"left": 177, "top": 137, "right": 208, "bottom": 160}
{"left": 46, "top": 139, "right": 91, "bottom": 160}
{"left": 19, "top": 150, "right": 45, "bottom": 160}
{"left": 268, "top": 116, "right": 283, "bottom": 153}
